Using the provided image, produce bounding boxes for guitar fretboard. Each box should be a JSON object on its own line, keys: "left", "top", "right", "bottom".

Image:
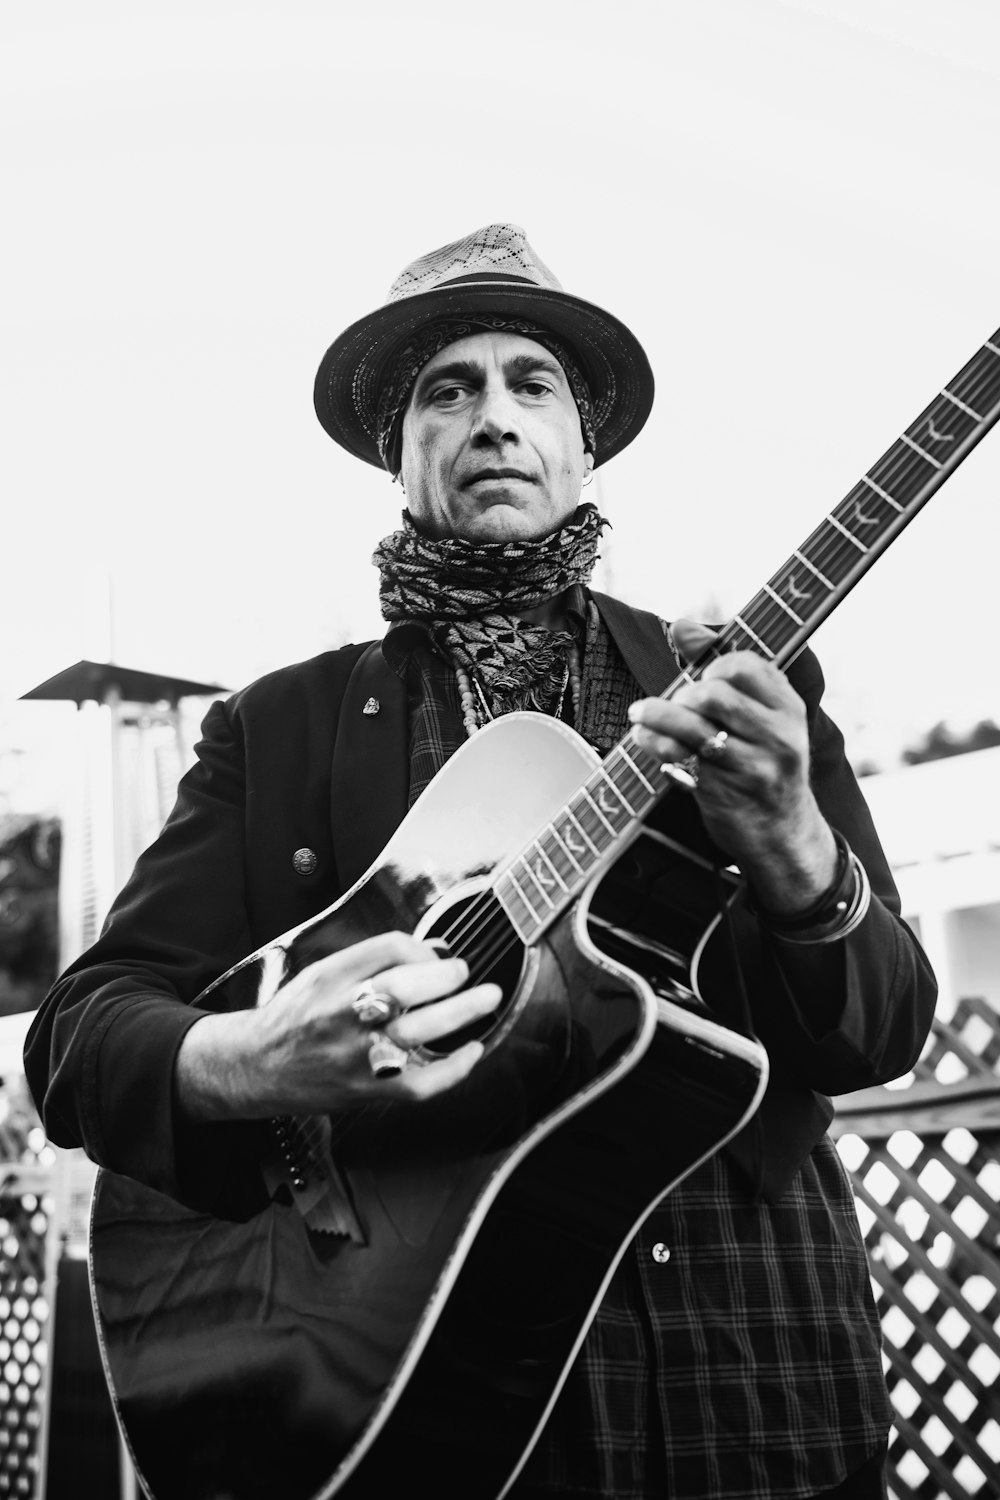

{"left": 684, "top": 329, "right": 1000, "bottom": 674}
{"left": 495, "top": 328, "right": 1000, "bottom": 945}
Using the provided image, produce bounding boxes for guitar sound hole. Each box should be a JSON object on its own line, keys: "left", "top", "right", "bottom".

{"left": 420, "top": 891, "right": 527, "bottom": 1056}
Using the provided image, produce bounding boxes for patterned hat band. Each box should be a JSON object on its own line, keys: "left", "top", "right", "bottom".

{"left": 374, "top": 314, "right": 598, "bottom": 475}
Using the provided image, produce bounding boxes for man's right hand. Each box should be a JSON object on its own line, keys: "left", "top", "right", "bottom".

{"left": 175, "top": 931, "right": 503, "bottom": 1122}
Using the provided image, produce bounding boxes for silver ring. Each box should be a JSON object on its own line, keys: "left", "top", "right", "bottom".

{"left": 351, "top": 982, "right": 400, "bottom": 1028}
{"left": 698, "top": 729, "right": 729, "bottom": 761}
{"left": 367, "top": 1032, "right": 410, "bottom": 1078}
{"left": 660, "top": 757, "right": 699, "bottom": 790}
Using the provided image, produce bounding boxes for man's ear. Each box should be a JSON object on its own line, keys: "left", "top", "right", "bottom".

{"left": 583, "top": 450, "right": 595, "bottom": 481}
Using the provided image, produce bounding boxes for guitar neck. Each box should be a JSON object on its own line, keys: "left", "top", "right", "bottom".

{"left": 674, "top": 327, "right": 1000, "bottom": 683}
{"left": 494, "top": 326, "right": 1000, "bottom": 946}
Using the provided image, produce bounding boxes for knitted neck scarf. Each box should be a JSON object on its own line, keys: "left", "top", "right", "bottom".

{"left": 373, "top": 503, "right": 608, "bottom": 716}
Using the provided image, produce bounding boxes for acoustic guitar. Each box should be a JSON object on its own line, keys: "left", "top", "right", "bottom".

{"left": 89, "top": 326, "right": 1000, "bottom": 1500}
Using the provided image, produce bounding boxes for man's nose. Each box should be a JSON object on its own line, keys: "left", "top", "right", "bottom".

{"left": 469, "top": 385, "right": 522, "bottom": 445}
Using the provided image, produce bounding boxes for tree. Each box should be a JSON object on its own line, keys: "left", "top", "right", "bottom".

{"left": 901, "top": 719, "right": 1000, "bottom": 767}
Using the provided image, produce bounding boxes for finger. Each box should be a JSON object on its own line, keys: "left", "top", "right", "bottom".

{"left": 369, "top": 955, "right": 472, "bottom": 1012}
{"left": 390, "top": 983, "right": 503, "bottom": 1048}
{"left": 298, "top": 931, "right": 445, "bottom": 995}
{"left": 700, "top": 651, "right": 799, "bottom": 712}
{"left": 670, "top": 618, "right": 719, "bottom": 664}
{"left": 680, "top": 679, "right": 776, "bottom": 745}
{"left": 401, "top": 1041, "right": 487, "bottom": 1097}
{"left": 628, "top": 698, "right": 721, "bottom": 761}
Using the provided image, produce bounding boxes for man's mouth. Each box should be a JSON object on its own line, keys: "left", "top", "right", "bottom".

{"left": 463, "top": 468, "right": 535, "bottom": 486}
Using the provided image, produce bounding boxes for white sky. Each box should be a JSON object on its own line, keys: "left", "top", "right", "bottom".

{"left": 3, "top": 0, "right": 1000, "bottom": 812}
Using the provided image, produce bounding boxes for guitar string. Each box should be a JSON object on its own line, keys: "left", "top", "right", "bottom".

{"left": 416, "top": 441, "right": 936, "bottom": 978}
{"left": 285, "top": 343, "right": 1000, "bottom": 1193}
{"left": 289, "top": 513, "right": 903, "bottom": 1175}
{"left": 417, "top": 733, "right": 666, "bottom": 966}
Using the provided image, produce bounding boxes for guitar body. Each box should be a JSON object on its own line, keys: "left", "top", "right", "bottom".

{"left": 90, "top": 715, "right": 767, "bottom": 1500}
{"left": 89, "top": 320, "right": 1000, "bottom": 1498}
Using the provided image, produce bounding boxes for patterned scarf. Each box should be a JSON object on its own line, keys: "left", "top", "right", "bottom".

{"left": 373, "top": 504, "right": 608, "bottom": 716}
{"left": 374, "top": 314, "right": 598, "bottom": 475}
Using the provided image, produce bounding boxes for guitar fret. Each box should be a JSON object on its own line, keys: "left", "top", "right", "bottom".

{"left": 899, "top": 432, "right": 943, "bottom": 469}
{"left": 741, "top": 608, "right": 798, "bottom": 661}
{"left": 948, "top": 343, "right": 1000, "bottom": 416}
{"left": 732, "top": 613, "right": 776, "bottom": 657}
{"left": 497, "top": 875, "right": 537, "bottom": 943}
{"left": 618, "top": 742, "right": 657, "bottom": 795}
{"left": 572, "top": 792, "right": 611, "bottom": 854}
{"left": 595, "top": 769, "right": 636, "bottom": 820}
{"left": 793, "top": 549, "right": 835, "bottom": 591}
{"left": 606, "top": 756, "right": 652, "bottom": 815}
{"left": 765, "top": 566, "right": 817, "bottom": 620}
{"left": 549, "top": 822, "right": 585, "bottom": 875}
{"left": 839, "top": 486, "right": 885, "bottom": 531}
{"left": 488, "top": 321, "right": 1000, "bottom": 961}
{"left": 860, "top": 476, "right": 904, "bottom": 511}
{"left": 762, "top": 582, "right": 805, "bottom": 626}
{"left": 868, "top": 449, "right": 938, "bottom": 506}
{"left": 826, "top": 514, "right": 869, "bottom": 553}
{"left": 535, "top": 842, "right": 570, "bottom": 893}
{"left": 517, "top": 854, "right": 556, "bottom": 909}
{"left": 583, "top": 787, "right": 616, "bottom": 839}
{"left": 941, "top": 387, "right": 983, "bottom": 421}
{"left": 511, "top": 866, "right": 545, "bottom": 920}
{"left": 566, "top": 808, "right": 599, "bottom": 858}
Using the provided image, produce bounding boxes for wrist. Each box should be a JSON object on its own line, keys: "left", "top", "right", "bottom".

{"left": 741, "top": 815, "right": 839, "bottom": 917}
{"left": 175, "top": 1010, "right": 270, "bottom": 1123}
{"left": 749, "top": 829, "right": 871, "bottom": 944}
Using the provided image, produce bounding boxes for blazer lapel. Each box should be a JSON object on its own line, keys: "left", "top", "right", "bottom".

{"left": 330, "top": 642, "right": 409, "bottom": 891}
{"left": 591, "top": 590, "right": 680, "bottom": 696}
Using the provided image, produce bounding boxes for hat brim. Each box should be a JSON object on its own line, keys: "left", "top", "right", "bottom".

{"left": 313, "top": 279, "right": 655, "bottom": 470}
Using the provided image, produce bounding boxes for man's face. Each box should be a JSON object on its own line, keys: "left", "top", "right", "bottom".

{"left": 398, "top": 331, "right": 594, "bottom": 542}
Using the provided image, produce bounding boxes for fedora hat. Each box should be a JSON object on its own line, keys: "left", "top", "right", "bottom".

{"left": 313, "top": 223, "right": 654, "bottom": 470}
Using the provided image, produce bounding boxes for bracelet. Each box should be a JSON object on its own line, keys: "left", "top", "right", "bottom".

{"left": 750, "top": 831, "right": 872, "bottom": 946}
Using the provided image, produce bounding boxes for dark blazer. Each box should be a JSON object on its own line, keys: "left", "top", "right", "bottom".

{"left": 24, "top": 594, "right": 936, "bottom": 1211}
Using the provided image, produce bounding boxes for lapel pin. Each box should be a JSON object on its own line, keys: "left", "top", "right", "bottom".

{"left": 362, "top": 697, "right": 381, "bottom": 716}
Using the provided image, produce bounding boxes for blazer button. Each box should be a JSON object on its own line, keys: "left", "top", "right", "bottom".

{"left": 292, "top": 847, "right": 318, "bottom": 876}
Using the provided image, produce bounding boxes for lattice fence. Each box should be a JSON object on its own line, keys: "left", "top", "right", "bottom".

{"left": 0, "top": 1076, "right": 53, "bottom": 1500}
{"left": 833, "top": 996, "right": 1000, "bottom": 1500}
{"left": 2, "top": 1000, "right": 998, "bottom": 1500}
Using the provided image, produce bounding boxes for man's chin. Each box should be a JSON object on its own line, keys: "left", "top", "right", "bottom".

{"left": 456, "top": 505, "right": 555, "bottom": 544}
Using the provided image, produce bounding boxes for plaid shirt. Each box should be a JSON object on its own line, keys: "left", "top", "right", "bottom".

{"left": 384, "top": 603, "right": 890, "bottom": 1500}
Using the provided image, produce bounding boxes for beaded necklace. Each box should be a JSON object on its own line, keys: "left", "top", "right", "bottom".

{"left": 455, "top": 643, "right": 583, "bottom": 738}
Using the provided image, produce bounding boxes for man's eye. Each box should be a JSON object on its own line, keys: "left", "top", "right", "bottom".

{"left": 430, "top": 385, "right": 466, "bottom": 405}
{"left": 519, "top": 380, "right": 552, "bottom": 397}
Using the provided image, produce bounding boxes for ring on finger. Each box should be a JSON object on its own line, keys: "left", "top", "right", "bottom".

{"left": 660, "top": 755, "right": 699, "bottom": 790}
{"left": 367, "top": 1032, "right": 410, "bottom": 1078}
{"left": 351, "top": 982, "right": 401, "bottom": 1028}
{"left": 698, "top": 729, "right": 729, "bottom": 762}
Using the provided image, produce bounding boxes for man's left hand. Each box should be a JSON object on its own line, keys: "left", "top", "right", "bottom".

{"left": 628, "top": 619, "right": 838, "bottom": 915}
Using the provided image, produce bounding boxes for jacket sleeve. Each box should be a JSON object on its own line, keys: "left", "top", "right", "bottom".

{"left": 696, "top": 646, "right": 937, "bottom": 1096}
{"left": 23, "top": 695, "right": 272, "bottom": 1214}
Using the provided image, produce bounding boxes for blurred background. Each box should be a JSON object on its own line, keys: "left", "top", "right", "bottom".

{"left": 1, "top": 5, "right": 999, "bottom": 1498}
{"left": 3, "top": 0, "right": 1000, "bottom": 816}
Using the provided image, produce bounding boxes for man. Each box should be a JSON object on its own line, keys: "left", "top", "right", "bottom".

{"left": 26, "top": 224, "right": 935, "bottom": 1499}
